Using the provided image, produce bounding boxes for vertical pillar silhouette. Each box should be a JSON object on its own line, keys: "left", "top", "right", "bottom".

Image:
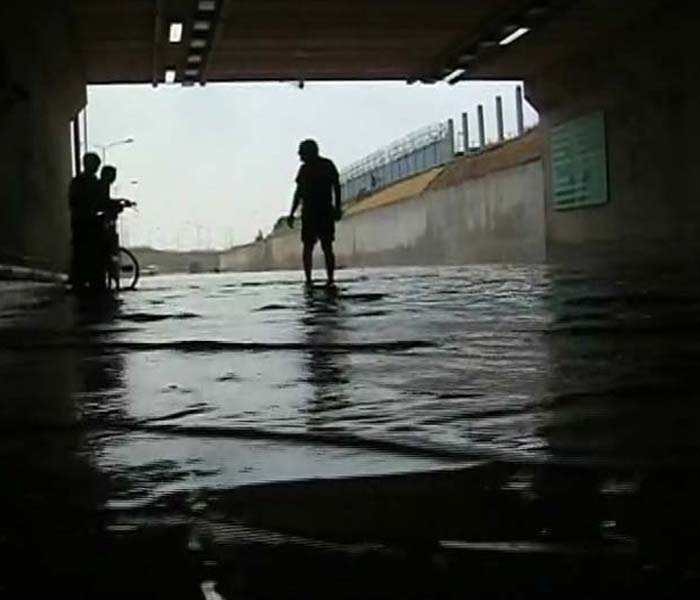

{"left": 516, "top": 85, "right": 525, "bottom": 135}
{"left": 71, "top": 116, "right": 81, "bottom": 175}
{"left": 461, "top": 111, "right": 470, "bottom": 153}
{"left": 447, "top": 118, "right": 455, "bottom": 158}
{"left": 496, "top": 96, "right": 505, "bottom": 141}
{"left": 477, "top": 104, "right": 486, "bottom": 148}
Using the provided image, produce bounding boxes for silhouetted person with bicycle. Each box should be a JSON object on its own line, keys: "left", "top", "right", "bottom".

{"left": 69, "top": 152, "right": 102, "bottom": 290}
{"left": 98, "top": 165, "right": 135, "bottom": 289}
{"left": 68, "top": 155, "right": 134, "bottom": 291}
{"left": 287, "top": 139, "right": 342, "bottom": 287}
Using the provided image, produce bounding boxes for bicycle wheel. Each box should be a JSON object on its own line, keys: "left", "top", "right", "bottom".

{"left": 116, "top": 247, "right": 140, "bottom": 291}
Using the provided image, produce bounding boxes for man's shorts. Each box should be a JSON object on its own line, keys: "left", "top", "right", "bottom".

{"left": 301, "top": 210, "right": 335, "bottom": 245}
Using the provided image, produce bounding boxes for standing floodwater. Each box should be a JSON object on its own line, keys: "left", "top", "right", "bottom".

{"left": 2, "top": 265, "right": 700, "bottom": 596}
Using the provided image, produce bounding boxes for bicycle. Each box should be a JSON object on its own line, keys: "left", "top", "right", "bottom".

{"left": 99, "top": 199, "right": 140, "bottom": 291}
{"left": 109, "top": 245, "right": 140, "bottom": 292}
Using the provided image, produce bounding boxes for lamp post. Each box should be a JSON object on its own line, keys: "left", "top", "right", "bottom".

{"left": 92, "top": 137, "right": 135, "bottom": 163}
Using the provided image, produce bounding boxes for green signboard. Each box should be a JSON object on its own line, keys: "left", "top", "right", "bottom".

{"left": 551, "top": 111, "right": 608, "bottom": 210}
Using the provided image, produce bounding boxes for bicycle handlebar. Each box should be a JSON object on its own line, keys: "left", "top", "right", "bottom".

{"left": 96, "top": 199, "right": 137, "bottom": 221}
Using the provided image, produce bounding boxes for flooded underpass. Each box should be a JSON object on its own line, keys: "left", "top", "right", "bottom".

{"left": 2, "top": 264, "right": 700, "bottom": 597}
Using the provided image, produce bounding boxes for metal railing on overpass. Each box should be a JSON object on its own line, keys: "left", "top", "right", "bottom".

{"left": 339, "top": 85, "right": 532, "bottom": 205}
{"left": 340, "top": 120, "right": 455, "bottom": 205}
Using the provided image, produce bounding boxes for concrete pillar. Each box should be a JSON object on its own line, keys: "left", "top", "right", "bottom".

{"left": 516, "top": 85, "right": 525, "bottom": 135}
{"left": 446, "top": 118, "right": 455, "bottom": 158}
{"left": 477, "top": 105, "right": 486, "bottom": 148}
{"left": 496, "top": 96, "right": 505, "bottom": 141}
{"left": 72, "top": 117, "right": 81, "bottom": 176}
{"left": 83, "top": 109, "right": 89, "bottom": 151}
{"left": 461, "top": 111, "right": 469, "bottom": 153}
{"left": 526, "top": 2, "right": 700, "bottom": 265}
{"left": 0, "top": 2, "right": 87, "bottom": 271}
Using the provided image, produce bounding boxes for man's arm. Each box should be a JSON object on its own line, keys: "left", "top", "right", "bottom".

{"left": 332, "top": 163, "right": 342, "bottom": 220}
{"left": 288, "top": 187, "right": 302, "bottom": 228}
{"left": 288, "top": 166, "right": 304, "bottom": 227}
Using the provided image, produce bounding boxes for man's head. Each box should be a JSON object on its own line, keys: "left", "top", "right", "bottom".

{"left": 298, "top": 139, "right": 319, "bottom": 163}
{"left": 82, "top": 152, "right": 101, "bottom": 175}
{"left": 100, "top": 165, "right": 117, "bottom": 185}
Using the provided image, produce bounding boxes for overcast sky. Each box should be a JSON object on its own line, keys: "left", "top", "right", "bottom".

{"left": 86, "top": 81, "right": 538, "bottom": 250}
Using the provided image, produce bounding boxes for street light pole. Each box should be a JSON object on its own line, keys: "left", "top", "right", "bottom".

{"left": 93, "top": 137, "right": 135, "bottom": 163}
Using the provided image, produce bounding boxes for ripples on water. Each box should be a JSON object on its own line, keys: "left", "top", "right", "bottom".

{"left": 2, "top": 265, "right": 700, "bottom": 509}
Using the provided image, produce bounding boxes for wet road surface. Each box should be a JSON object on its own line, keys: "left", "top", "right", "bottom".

{"left": 2, "top": 265, "right": 700, "bottom": 597}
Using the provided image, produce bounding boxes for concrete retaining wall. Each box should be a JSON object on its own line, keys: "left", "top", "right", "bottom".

{"left": 220, "top": 132, "right": 545, "bottom": 271}
{"left": 1, "top": 2, "right": 86, "bottom": 272}
{"left": 526, "top": 3, "right": 700, "bottom": 265}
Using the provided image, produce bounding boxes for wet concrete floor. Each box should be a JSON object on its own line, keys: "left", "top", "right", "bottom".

{"left": 2, "top": 265, "right": 700, "bottom": 597}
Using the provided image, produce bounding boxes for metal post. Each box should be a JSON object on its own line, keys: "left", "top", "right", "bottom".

{"left": 446, "top": 118, "right": 455, "bottom": 158}
{"left": 496, "top": 96, "right": 505, "bottom": 142}
{"left": 72, "top": 116, "right": 81, "bottom": 175}
{"left": 461, "top": 112, "right": 469, "bottom": 153}
{"left": 516, "top": 85, "right": 525, "bottom": 135}
{"left": 477, "top": 104, "right": 486, "bottom": 148}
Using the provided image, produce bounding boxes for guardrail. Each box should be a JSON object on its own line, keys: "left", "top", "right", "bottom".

{"left": 340, "top": 120, "right": 455, "bottom": 204}
{"left": 338, "top": 85, "right": 534, "bottom": 205}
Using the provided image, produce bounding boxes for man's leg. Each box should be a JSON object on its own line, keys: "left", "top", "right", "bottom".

{"left": 320, "top": 238, "right": 335, "bottom": 285}
{"left": 70, "top": 239, "right": 84, "bottom": 289}
{"left": 71, "top": 224, "right": 89, "bottom": 289}
{"left": 87, "top": 229, "right": 106, "bottom": 291}
{"left": 302, "top": 241, "right": 315, "bottom": 285}
{"left": 89, "top": 254, "right": 106, "bottom": 291}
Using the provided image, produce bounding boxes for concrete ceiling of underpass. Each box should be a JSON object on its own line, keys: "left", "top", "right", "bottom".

{"left": 69, "top": 0, "right": 574, "bottom": 86}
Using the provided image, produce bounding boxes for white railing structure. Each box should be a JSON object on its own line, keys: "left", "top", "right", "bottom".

{"left": 338, "top": 85, "right": 537, "bottom": 205}
{"left": 340, "top": 120, "right": 455, "bottom": 204}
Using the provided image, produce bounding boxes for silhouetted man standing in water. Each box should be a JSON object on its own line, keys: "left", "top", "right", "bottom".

{"left": 287, "top": 139, "right": 342, "bottom": 287}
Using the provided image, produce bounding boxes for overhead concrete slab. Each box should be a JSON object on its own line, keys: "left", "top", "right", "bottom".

{"left": 68, "top": 0, "right": 573, "bottom": 85}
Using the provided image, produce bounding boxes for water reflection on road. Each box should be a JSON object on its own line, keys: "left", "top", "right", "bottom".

{"left": 2, "top": 265, "right": 700, "bottom": 594}
{"left": 301, "top": 289, "right": 352, "bottom": 433}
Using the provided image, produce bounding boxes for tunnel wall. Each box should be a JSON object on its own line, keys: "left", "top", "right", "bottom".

{"left": 220, "top": 132, "right": 545, "bottom": 271}
{"left": 0, "top": 2, "right": 86, "bottom": 271}
{"left": 530, "top": 3, "right": 700, "bottom": 265}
